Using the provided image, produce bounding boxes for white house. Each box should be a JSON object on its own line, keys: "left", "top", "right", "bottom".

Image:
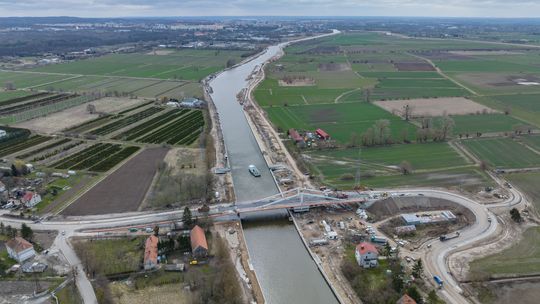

{"left": 355, "top": 242, "right": 379, "bottom": 268}
{"left": 22, "top": 192, "right": 41, "bottom": 208}
{"left": 0, "top": 129, "right": 6, "bottom": 138}
{"left": 6, "top": 237, "right": 36, "bottom": 263}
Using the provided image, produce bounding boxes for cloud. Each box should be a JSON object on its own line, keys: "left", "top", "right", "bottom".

{"left": 0, "top": 0, "right": 539, "bottom": 17}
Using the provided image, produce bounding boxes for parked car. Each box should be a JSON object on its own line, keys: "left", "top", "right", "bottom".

{"left": 248, "top": 165, "right": 261, "bottom": 177}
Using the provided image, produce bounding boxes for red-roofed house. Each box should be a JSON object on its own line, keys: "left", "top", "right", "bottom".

{"left": 355, "top": 242, "right": 378, "bottom": 268}
{"left": 22, "top": 191, "right": 41, "bottom": 208}
{"left": 6, "top": 237, "right": 35, "bottom": 262}
{"left": 397, "top": 294, "right": 417, "bottom": 304}
{"left": 144, "top": 235, "right": 159, "bottom": 270}
{"left": 288, "top": 129, "right": 303, "bottom": 143}
{"left": 190, "top": 225, "right": 208, "bottom": 258}
{"left": 316, "top": 128, "right": 330, "bottom": 140}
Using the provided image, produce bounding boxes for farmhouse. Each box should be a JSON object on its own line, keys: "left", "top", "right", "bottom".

{"left": 316, "top": 128, "right": 330, "bottom": 140}
{"left": 190, "top": 225, "right": 208, "bottom": 258}
{"left": 22, "top": 191, "right": 41, "bottom": 208}
{"left": 288, "top": 128, "right": 303, "bottom": 142}
{"left": 144, "top": 234, "right": 159, "bottom": 270}
{"left": 6, "top": 237, "right": 36, "bottom": 263}
{"left": 355, "top": 242, "right": 378, "bottom": 268}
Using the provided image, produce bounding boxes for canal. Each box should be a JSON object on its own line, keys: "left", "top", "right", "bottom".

{"left": 208, "top": 33, "right": 339, "bottom": 304}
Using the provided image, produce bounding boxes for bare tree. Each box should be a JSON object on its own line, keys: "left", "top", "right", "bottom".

{"left": 399, "top": 160, "right": 413, "bottom": 175}
{"left": 374, "top": 119, "right": 391, "bottom": 145}
{"left": 86, "top": 104, "right": 96, "bottom": 114}
{"left": 403, "top": 104, "right": 414, "bottom": 121}
{"left": 439, "top": 115, "right": 455, "bottom": 141}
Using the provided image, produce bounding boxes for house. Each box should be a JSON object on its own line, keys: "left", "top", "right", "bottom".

{"left": 396, "top": 294, "right": 417, "bottom": 304}
{"left": 288, "top": 129, "right": 303, "bottom": 143}
{"left": 22, "top": 192, "right": 41, "bottom": 208}
{"left": 355, "top": 242, "right": 378, "bottom": 268}
{"left": 180, "top": 98, "right": 205, "bottom": 108}
{"left": 190, "top": 225, "right": 208, "bottom": 258}
{"left": 0, "top": 129, "right": 6, "bottom": 138}
{"left": 143, "top": 235, "right": 159, "bottom": 270}
{"left": 316, "top": 128, "right": 330, "bottom": 140}
{"left": 6, "top": 237, "right": 36, "bottom": 262}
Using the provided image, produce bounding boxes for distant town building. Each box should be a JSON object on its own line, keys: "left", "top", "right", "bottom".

{"left": 396, "top": 294, "right": 417, "bottom": 304}
{"left": 22, "top": 192, "right": 41, "bottom": 208}
{"left": 394, "top": 225, "right": 417, "bottom": 236}
{"left": 6, "top": 237, "right": 35, "bottom": 263}
{"left": 355, "top": 242, "right": 378, "bottom": 268}
{"left": 144, "top": 235, "right": 159, "bottom": 270}
{"left": 190, "top": 225, "right": 208, "bottom": 258}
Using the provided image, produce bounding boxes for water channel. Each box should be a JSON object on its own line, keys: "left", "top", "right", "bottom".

{"left": 208, "top": 37, "right": 339, "bottom": 304}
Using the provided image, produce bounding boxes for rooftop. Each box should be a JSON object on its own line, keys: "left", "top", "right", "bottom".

{"left": 6, "top": 237, "right": 33, "bottom": 253}
{"left": 356, "top": 242, "right": 377, "bottom": 255}
{"left": 190, "top": 225, "right": 208, "bottom": 251}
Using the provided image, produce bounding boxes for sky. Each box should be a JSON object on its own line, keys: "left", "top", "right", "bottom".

{"left": 1, "top": 0, "right": 540, "bottom": 18}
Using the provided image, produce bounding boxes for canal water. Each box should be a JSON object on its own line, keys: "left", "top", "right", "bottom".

{"left": 243, "top": 219, "right": 339, "bottom": 304}
{"left": 208, "top": 35, "right": 339, "bottom": 304}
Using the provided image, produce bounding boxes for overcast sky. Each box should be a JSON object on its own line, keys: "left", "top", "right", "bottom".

{"left": 1, "top": 0, "right": 539, "bottom": 18}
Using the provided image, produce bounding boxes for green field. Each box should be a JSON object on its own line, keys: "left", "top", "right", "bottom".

{"left": 470, "top": 227, "right": 540, "bottom": 277}
{"left": 31, "top": 49, "right": 247, "bottom": 81}
{"left": 304, "top": 143, "right": 487, "bottom": 189}
{"left": 0, "top": 71, "right": 74, "bottom": 89}
{"left": 429, "top": 114, "right": 529, "bottom": 135}
{"left": 267, "top": 102, "right": 417, "bottom": 143}
{"left": 461, "top": 137, "right": 540, "bottom": 168}
{"left": 0, "top": 90, "right": 33, "bottom": 102}
{"left": 505, "top": 172, "right": 540, "bottom": 213}
{"left": 520, "top": 135, "right": 540, "bottom": 151}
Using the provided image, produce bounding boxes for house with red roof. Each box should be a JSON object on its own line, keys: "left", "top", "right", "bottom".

{"left": 143, "top": 235, "right": 159, "bottom": 270}
{"left": 316, "top": 128, "right": 330, "bottom": 140}
{"left": 190, "top": 225, "right": 208, "bottom": 258}
{"left": 355, "top": 242, "right": 378, "bottom": 268}
{"left": 396, "top": 294, "right": 417, "bottom": 304}
{"left": 6, "top": 237, "right": 35, "bottom": 263}
{"left": 22, "top": 191, "right": 41, "bottom": 208}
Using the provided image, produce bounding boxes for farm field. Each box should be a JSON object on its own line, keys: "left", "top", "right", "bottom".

{"left": 431, "top": 114, "right": 528, "bottom": 135}
{"left": 520, "top": 135, "right": 540, "bottom": 151}
{"left": 461, "top": 137, "right": 540, "bottom": 169}
{"left": 0, "top": 135, "right": 50, "bottom": 157}
{"left": 0, "top": 71, "right": 75, "bottom": 89}
{"left": 51, "top": 143, "right": 140, "bottom": 172}
{"left": 266, "top": 102, "right": 416, "bottom": 143}
{"left": 30, "top": 49, "right": 247, "bottom": 81}
{"left": 469, "top": 227, "right": 540, "bottom": 277}
{"left": 375, "top": 97, "right": 495, "bottom": 117}
{"left": 0, "top": 90, "right": 33, "bottom": 103}
{"left": 304, "top": 143, "right": 485, "bottom": 189}
{"left": 88, "top": 107, "right": 163, "bottom": 136}
{"left": 13, "top": 97, "right": 147, "bottom": 133}
{"left": 475, "top": 94, "right": 540, "bottom": 128}
{"left": 61, "top": 147, "right": 168, "bottom": 216}
{"left": 505, "top": 172, "right": 540, "bottom": 213}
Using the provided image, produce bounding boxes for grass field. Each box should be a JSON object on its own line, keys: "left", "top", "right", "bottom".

{"left": 461, "top": 137, "right": 540, "bottom": 168}
{"left": 0, "top": 90, "right": 33, "bottom": 102}
{"left": 31, "top": 49, "right": 247, "bottom": 81}
{"left": 73, "top": 237, "right": 144, "bottom": 276}
{"left": 429, "top": 114, "right": 528, "bottom": 135}
{"left": 0, "top": 71, "right": 74, "bottom": 89}
{"left": 520, "top": 135, "right": 540, "bottom": 151}
{"left": 505, "top": 172, "right": 540, "bottom": 213}
{"left": 266, "top": 102, "right": 417, "bottom": 143}
{"left": 470, "top": 227, "right": 540, "bottom": 277}
{"left": 304, "top": 143, "right": 488, "bottom": 189}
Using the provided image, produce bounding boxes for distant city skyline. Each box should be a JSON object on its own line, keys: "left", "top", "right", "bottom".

{"left": 1, "top": 0, "right": 540, "bottom": 18}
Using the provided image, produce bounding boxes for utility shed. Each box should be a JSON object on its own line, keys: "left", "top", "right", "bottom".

{"left": 190, "top": 225, "right": 208, "bottom": 258}
{"left": 316, "top": 128, "right": 330, "bottom": 140}
{"left": 288, "top": 128, "right": 303, "bottom": 143}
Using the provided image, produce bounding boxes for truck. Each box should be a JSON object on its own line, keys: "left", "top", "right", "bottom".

{"left": 433, "top": 275, "right": 443, "bottom": 288}
{"left": 439, "top": 231, "right": 460, "bottom": 242}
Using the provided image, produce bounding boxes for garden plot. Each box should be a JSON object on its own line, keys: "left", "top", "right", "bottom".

{"left": 13, "top": 97, "right": 146, "bottom": 134}
{"left": 375, "top": 97, "right": 496, "bottom": 117}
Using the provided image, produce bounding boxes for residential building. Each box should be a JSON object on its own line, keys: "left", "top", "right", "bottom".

{"left": 355, "top": 242, "right": 378, "bottom": 268}
{"left": 144, "top": 235, "right": 159, "bottom": 270}
{"left": 6, "top": 237, "right": 35, "bottom": 262}
{"left": 190, "top": 225, "right": 208, "bottom": 258}
{"left": 397, "top": 294, "right": 417, "bottom": 304}
{"left": 22, "top": 191, "right": 41, "bottom": 208}
{"left": 0, "top": 129, "right": 6, "bottom": 138}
